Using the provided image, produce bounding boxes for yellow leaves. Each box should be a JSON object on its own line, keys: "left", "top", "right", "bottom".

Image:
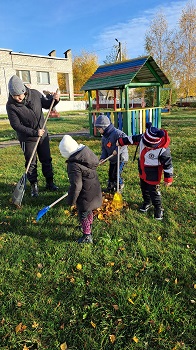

{"left": 90, "top": 320, "right": 96, "bottom": 328}
{"left": 60, "top": 342, "right": 68, "bottom": 350}
{"left": 32, "top": 321, "right": 39, "bottom": 328}
{"left": 15, "top": 322, "right": 27, "bottom": 333}
{"left": 109, "top": 334, "right": 116, "bottom": 343}
{"left": 23, "top": 345, "right": 29, "bottom": 350}
{"left": 128, "top": 298, "right": 134, "bottom": 304}
{"left": 76, "top": 263, "right": 82, "bottom": 270}
{"left": 64, "top": 209, "right": 70, "bottom": 216}
{"left": 132, "top": 335, "right": 139, "bottom": 343}
{"left": 94, "top": 193, "right": 128, "bottom": 223}
{"left": 158, "top": 323, "right": 164, "bottom": 333}
{"left": 36, "top": 272, "right": 42, "bottom": 278}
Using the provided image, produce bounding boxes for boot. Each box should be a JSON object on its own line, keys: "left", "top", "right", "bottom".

{"left": 154, "top": 207, "right": 164, "bottom": 220}
{"left": 77, "top": 234, "right": 93, "bottom": 244}
{"left": 31, "top": 182, "right": 38, "bottom": 197}
{"left": 46, "top": 179, "right": 58, "bottom": 191}
{"left": 139, "top": 202, "right": 152, "bottom": 212}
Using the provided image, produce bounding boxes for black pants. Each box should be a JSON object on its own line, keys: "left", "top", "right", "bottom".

{"left": 140, "top": 178, "right": 162, "bottom": 209}
{"left": 20, "top": 135, "right": 53, "bottom": 184}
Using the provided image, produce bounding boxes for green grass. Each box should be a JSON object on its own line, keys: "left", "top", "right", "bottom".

{"left": 0, "top": 111, "right": 89, "bottom": 141}
{"left": 0, "top": 111, "right": 196, "bottom": 349}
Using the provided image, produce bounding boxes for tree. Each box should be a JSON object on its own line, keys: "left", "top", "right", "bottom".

{"left": 103, "top": 42, "right": 128, "bottom": 65}
{"left": 72, "top": 51, "right": 99, "bottom": 100}
{"left": 144, "top": 11, "right": 177, "bottom": 106}
{"left": 175, "top": 1, "right": 196, "bottom": 97}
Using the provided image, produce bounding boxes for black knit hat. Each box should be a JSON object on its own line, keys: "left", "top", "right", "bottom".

{"left": 143, "top": 122, "right": 165, "bottom": 148}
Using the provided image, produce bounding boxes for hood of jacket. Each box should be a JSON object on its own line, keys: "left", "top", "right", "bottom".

{"left": 67, "top": 145, "right": 99, "bottom": 169}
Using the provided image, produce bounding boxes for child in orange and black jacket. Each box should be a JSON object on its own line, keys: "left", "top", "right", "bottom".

{"left": 117, "top": 122, "right": 173, "bottom": 220}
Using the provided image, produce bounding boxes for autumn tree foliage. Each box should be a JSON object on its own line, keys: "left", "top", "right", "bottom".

{"left": 175, "top": 1, "right": 196, "bottom": 97}
{"left": 145, "top": 1, "right": 196, "bottom": 100}
{"left": 72, "top": 51, "right": 99, "bottom": 99}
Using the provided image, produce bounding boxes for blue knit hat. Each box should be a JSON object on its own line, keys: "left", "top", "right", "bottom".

{"left": 8, "top": 75, "right": 26, "bottom": 96}
{"left": 143, "top": 122, "right": 165, "bottom": 148}
{"left": 95, "top": 114, "right": 110, "bottom": 130}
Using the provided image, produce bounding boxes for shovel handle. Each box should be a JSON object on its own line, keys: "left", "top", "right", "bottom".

{"left": 49, "top": 192, "right": 68, "bottom": 209}
{"left": 117, "top": 145, "right": 120, "bottom": 193}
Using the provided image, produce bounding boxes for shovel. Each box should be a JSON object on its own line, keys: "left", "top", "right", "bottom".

{"left": 112, "top": 146, "right": 123, "bottom": 209}
{"left": 36, "top": 154, "right": 114, "bottom": 220}
{"left": 36, "top": 192, "right": 68, "bottom": 221}
{"left": 12, "top": 91, "right": 58, "bottom": 207}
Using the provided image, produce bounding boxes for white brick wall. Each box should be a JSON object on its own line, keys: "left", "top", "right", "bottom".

{"left": 0, "top": 48, "right": 74, "bottom": 111}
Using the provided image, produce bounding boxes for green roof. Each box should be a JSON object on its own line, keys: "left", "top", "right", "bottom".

{"left": 81, "top": 56, "right": 170, "bottom": 91}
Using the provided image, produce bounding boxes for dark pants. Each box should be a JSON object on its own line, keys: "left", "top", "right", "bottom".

{"left": 20, "top": 135, "right": 53, "bottom": 184}
{"left": 140, "top": 178, "right": 162, "bottom": 209}
{"left": 109, "top": 162, "right": 124, "bottom": 185}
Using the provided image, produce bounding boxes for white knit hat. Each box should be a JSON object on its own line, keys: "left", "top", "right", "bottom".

{"left": 59, "top": 135, "right": 81, "bottom": 158}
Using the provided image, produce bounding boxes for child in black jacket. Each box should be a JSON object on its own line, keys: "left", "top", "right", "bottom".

{"left": 59, "top": 135, "right": 102, "bottom": 243}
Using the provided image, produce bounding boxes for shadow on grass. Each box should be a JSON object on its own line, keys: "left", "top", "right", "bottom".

{"left": 0, "top": 181, "right": 81, "bottom": 243}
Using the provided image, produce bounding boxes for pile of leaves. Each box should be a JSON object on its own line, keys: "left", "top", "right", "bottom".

{"left": 67, "top": 192, "right": 128, "bottom": 224}
{"left": 93, "top": 192, "right": 129, "bottom": 223}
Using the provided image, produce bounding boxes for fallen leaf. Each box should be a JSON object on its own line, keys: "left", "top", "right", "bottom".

{"left": 128, "top": 298, "right": 134, "bottom": 304}
{"left": 76, "top": 263, "right": 82, "bottom": 270}
{"left": 15, "top": 322, "right": 27, "bottom": 333}
{"left": 113, "top": 304, "right": 119, "bottom": 310}
{"left": 109, "top": 334, "right": 116, "bottom": 343}
{"left": 23, "top": 345, "right": 29, "bottom": 350}
{"left": 32, "top": 321, "right": 39, "bottom": 328}
{"left": 60, "top": 342, "right": 68, "bottom": 350}
{"left": 91, "top": 321, "right": 96, "bottom": 328}
{"left": 132, "top": 335, "right": 139, "bottom": 343}
{"left": 158, "top": 323, "right": 164, "bottom": 333}
{"left": 37, "top": 272, "right": 42, "bottom": 278}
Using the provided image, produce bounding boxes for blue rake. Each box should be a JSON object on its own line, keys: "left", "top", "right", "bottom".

{"left": 36, "top": 192, "right": 68, "bottom": 221}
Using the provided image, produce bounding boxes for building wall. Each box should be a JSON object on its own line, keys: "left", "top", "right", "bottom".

{"left": 0, "top": 48, "right": 74, "bottom": 109}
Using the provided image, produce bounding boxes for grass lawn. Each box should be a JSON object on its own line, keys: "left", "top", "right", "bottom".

{"left": 0, "top": 110, "right": 195, "bottom": 350}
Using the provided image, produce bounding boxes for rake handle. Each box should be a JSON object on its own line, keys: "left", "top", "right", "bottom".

{"left": 25, "top": 89, "right": 59, "bottom": 174}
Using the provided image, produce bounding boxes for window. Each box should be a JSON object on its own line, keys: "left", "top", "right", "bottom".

{"left": 16, "top": 70, "right": 31, "bottom": 83}
{"left": 37, "top": 71, "right": 50, "bottom": 84}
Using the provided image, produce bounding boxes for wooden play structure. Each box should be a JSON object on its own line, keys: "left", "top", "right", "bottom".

{"left": 81, "top": 56, "right": 169, "bottom": 136}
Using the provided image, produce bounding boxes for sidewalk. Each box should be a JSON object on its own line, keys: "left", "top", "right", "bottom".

{"left": 0, "top": 130, "right": 90, "bottom": 148}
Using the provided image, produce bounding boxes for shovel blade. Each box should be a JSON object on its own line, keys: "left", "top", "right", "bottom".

{"left": 36, "top": 206, "right": 50, "bottom": 221}
{"left": 112, "top": 192, "right": 123, "bottom": 209}
{"left": 12, "top": 174, "right": 27, "bottom": 207}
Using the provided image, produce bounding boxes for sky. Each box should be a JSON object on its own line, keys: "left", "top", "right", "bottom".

{"left": 0, "top": 0, "right": 195, "bottom": 65}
